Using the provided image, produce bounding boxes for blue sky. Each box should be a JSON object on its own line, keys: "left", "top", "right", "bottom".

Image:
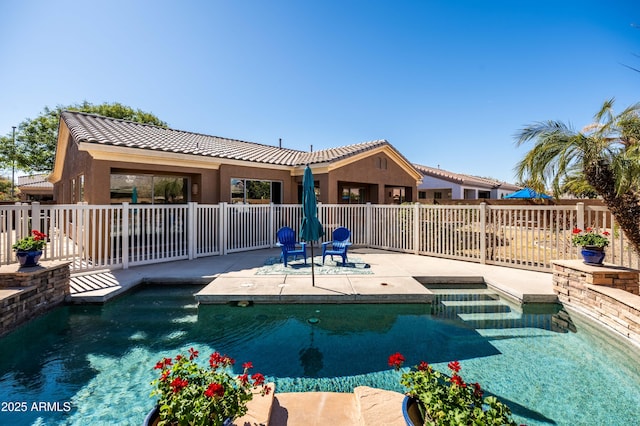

{"left": 1, "top": 0, "right": 638, "bottom": 183}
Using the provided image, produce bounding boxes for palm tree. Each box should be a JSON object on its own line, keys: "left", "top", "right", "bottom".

{"left": 515, "top": 98, "right": 640, "bottom": 253}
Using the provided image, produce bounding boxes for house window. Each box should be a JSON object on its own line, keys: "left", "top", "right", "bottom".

{"left": 79, "top": 174, "right": 85, "bottom": 202}
{"left": 418, "top": 191, "right": 427, "bottom": 199}
{"left": 434, "top": 192, "right": 442, "bottom": 199}
{"left": 341, "top": 186, "right": 366, "bottom": 204}
{"left": 110, "top": 174, "right": 188, "bottom": 204}
{"left": 71, "top": 178, "right": 76, "bottom": 204}
{"left": 231, "top": 179, "right": 282, "bottom": 204}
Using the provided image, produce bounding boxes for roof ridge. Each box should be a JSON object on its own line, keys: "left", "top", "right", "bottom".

{"left": 60, "top": 110, "right": 309, "bottom": 153}
{"left": 60, "top": 111, "right": 397, "bottom": 167}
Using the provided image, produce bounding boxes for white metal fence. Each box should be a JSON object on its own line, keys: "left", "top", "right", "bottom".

{"left": 1, "top": 202, "right": 637, "bottom": 273}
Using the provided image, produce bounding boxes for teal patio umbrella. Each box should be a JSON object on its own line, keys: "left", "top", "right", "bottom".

{"left": 300, "top": 165, "right": 324, "bottom": 286}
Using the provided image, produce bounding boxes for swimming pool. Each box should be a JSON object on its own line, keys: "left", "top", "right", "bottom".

{"left": 0, "top": 284, "right": 639, "bottom": 425}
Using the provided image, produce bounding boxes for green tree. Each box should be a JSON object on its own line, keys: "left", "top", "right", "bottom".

{"left": 515, "top": 98, "right": 640, "bottom": 252}
{"left": 0, "top": 101, "right": 167, "bottom": 173}
{"left": 0, "top": 175, "right": 18, "bottom": 201}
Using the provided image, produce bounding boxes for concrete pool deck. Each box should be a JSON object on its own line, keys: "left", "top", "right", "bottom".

{"left": 68, "top": 247, "right": 557, "bottom": 305}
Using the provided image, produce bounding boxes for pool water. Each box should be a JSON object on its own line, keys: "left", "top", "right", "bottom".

{"left": 1, "top": 285, "right": 639, "bottom": 425}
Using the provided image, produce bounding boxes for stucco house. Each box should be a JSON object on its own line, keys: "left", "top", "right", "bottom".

{"left": 50, "top": 111, "right": 422, "bottom": 205}
{"left": 16, "top": 173, "right": 54, "bottom": 202}
{"left": 414, "top": 164, "right": 520, "bottom": 202}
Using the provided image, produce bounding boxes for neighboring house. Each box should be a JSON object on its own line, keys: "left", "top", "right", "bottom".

{"left": 413, "top": 164, "right": 520, "bottom": 202}
{"left": 50, "top": 111, "right": 422, "bottom": 205}
{"left": 17, "top": 174, "right": 54, "bottom": 202}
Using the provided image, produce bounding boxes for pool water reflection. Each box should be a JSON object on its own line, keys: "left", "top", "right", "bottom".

{"left": 0, "top": 285, "right": 639, "bottom": 425}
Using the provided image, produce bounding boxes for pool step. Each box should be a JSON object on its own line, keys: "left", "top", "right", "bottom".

{"left": 430, "top": 287, "right": 526, "bottom": 329}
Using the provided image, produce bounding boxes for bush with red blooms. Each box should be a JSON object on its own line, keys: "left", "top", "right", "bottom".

{"left": 12, "top": 229, "right": 47, "bottom": 251}
{"left": 388, "top": 353, "right": 517, "bottom": 425}
{"left": 151, "top": 348, "right": 271, "bottom": 426}
{"left": 571, "top": 227, "right": 610, "bottom": 248}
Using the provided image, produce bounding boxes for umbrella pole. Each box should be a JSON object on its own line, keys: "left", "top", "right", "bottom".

{"left": 310, "top": 243, "right": 315, "bottom": 287}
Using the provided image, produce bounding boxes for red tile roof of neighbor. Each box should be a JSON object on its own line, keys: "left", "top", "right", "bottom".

{"left": 61, "top": 111, "right": 394, "bottom": 167}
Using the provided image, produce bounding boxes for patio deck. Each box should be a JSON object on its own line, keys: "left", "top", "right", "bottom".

{"left": 68, "top": 248, "right": 556, "bottom": 304}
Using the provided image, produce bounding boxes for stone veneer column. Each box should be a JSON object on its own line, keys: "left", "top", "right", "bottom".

{"left": 552, "top": 259, "right": 640, "bottom": 344}
{"left": 552, "top": 259, "right": 639, "bottom": 299}
{"left": 0, "top": 261, "right": 71, "bottom": 338}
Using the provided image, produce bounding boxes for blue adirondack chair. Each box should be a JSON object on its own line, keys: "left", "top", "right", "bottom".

{"left": 276, "top": 226, "right": 307, "bottom": 266}
{"left": 322, "top": 227, "right": 352, "bottom": 266}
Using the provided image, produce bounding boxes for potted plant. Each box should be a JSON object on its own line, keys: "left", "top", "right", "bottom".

{"left": 388, "top": 353, "right": 517, "bottom": 426}
{"left": 571, "top": 227, "right": 610, "bottom": 265}
{"left": 12, "top": 229, "right": 47, "bottom": 267}
{"left": 148, "top": 348, "right": 271, "bottom": 426}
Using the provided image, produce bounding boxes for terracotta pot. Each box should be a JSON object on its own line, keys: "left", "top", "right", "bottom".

{"left": 15, "top": 250, "right": 42, "bottom": 267}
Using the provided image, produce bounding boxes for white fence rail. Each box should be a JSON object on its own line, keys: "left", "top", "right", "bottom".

{"left": 1, "top": 202, "right": 638, "bottom": 273}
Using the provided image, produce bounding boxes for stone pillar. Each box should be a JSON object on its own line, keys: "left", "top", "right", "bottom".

{"left": 0, "top": 261, "right": 71, "bottom": 338}
{"left": 552, "top": 259, "right": 640, "bottom": 344}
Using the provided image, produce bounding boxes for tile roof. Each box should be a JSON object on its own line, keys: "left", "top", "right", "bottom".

{"left": 17, "top": 173, "right": 53, "bottom": 189}
{"left": 61, "top": 111, "right": 391, "bottom": 166}
{"left": 413, "top": 163, "right": 519, "bottom": 190}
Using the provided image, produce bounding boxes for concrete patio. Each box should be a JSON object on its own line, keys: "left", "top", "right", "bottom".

{"left": 68, "top": 247, "right": 557, "bottom": 305}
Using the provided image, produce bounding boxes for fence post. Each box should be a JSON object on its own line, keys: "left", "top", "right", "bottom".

{"left": 480, "top": 203, "right": 487, "bottom": 264}
{"left": 219, "top": 202, "right": 227, "bottom": 256}
{"left": 269, "top": 203, "right": 275, "bottom": 248}
{"left": 31, "top": 202, "right": 41, "bottom": 232}
{"left": 188, "top": 202, "right": 196, "bottom": 260}
{"left": 365, "top": 202, "right": 372, "bottom": 248}
{"left": 576, "top": 202, "right": 585, "bottom": 231}
{"left": 122, "top": 202, "right": 130, "bottom": 269}
{"left": 413, "top": 203, "right": 420, "bottom": 254}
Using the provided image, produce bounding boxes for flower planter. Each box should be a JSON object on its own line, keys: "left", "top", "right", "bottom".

{"left": 401, "top": 396, "right": 423, "bottom": 426}
{"left": 15, "top": 250, "right": 43, "bottom": 268}
{"left": 143, "top": 406, "right": 232, "bottom": 426}
{"left": 581, "top": 246, "right": 605, "bottom": 265}
{"left": 142, "top": 406, "right": 159, "bottom": 426}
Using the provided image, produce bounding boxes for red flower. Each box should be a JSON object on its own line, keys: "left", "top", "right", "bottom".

{"left": 263, "top": 385, "right": 272, "bottom": 395}
{"left": 417, "top": 361, "right": 430, "bottom": 371}
{"left": 238, "top": 373, "right": 249, "bottom": 385}
{"left": 251, "top": 373, "right": 265, "bottom": 387}
{"left": 204, "top": 382, "right": 225, "bottom": 398}
{"left": 242, "top": 361, "right": 253, "bottom": 370}
{"left": 188, "top": 347, "right": 199, "bottom": 360}
{"left": 170, "top": 377, "right": 188, "bottom": 393}
{"left": 32, "top": 230, "right": 47, "bottom": 240}
{"left": 603, "top": 231, "right": 610, "bottom": 236}
{"left": 388, "top": 352, "right": 405, "bottom": 370}
{"left": 160, "top": 370, "right": 170, "bottom": 382}
{"left": 586, "top": 227, "right": 593, "bottom": 232}
{"left": 155, "top": 357, "right": 173, "bottom": 369}
{"left": 450, "top": 374, "right": 466, "bottom": 387}
{"left": 447, "top": 361, "right": 461, "bottom": 373}
{"left": 175, "top": 355, "right": 183, "bottom": 361}
{"left": 209, "top": 352, "right": 234, "bottom": 369}
{"left": 473, "top": 382, "right": 483, "bottom": 397}
{"left": 572, "top": 228, "right": 582, "bottom": 234}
